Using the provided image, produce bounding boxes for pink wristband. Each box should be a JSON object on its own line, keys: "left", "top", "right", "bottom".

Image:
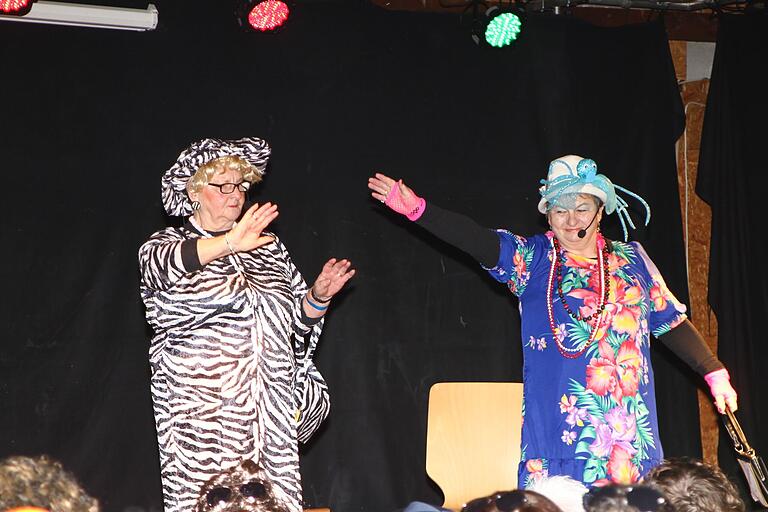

{"left": 406, "top": 197, "right": 426, "bottom": 221}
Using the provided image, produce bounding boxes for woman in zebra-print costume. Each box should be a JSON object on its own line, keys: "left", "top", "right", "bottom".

{"left": 139, "top": 137, "right": 354, "bottom": 512}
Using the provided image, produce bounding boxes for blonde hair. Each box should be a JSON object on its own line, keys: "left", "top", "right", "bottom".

{"left": 186, "top": 155, "right": 262, "bottom": 195}
{"left": 0, "top": 455, "right": 99, "bottom": 512}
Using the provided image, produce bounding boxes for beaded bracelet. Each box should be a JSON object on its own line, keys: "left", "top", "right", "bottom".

{"left": 309, "top": 287, "right": 331, "bottom": 304}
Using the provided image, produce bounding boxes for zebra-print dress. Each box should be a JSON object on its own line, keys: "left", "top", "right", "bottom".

{"left": 139, "top": 220, "right": 330, "bottom": 512}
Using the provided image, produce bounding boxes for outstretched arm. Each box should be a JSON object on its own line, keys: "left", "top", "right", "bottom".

{"left": 368, "top": 173, "right": 499, "bottom": 268}
{"left": 195, "top": 202, "right": 279, "bottom": 265}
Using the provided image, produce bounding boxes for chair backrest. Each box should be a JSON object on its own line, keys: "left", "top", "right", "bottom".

{"left": 426, "top": 382, "right": 524, "bottom": 511}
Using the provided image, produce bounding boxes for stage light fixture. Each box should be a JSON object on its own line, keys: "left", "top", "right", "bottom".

{"left": 484, "top": 6, "right": 522, "bottom": 47}
{"left": 247, "top": 0, "right": 289, "bottom": 31}
{"left": 0, "top": 1, "right": 157, "bottom": 30}
{"left": 485, "top": 12, "right": 521, "bottom": 46}
{"left": 0, "top": 0, "right": 35, "bottom": 15}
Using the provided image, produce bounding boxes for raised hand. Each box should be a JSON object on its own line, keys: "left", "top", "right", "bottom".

{"left": 228, "top": 202, "right": 279, "bottom": 252}
{"left": 367, "top": 173, "right": 426, "bottom": 220}
{"left": 310, "top": 258, "right": 355, "bottom": 301}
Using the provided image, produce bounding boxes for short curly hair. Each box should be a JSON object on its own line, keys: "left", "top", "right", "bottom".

{"left": 186, "top": 156, "right": 263, "bottom": 195}
{"left": 196, "top": 459, "right": 290, "bottom": 512}
{"left": 0, "top": 455, "right": 99, "bottom": 512}
{"left": 644, "top": 458, "right": 745, "bottom": 512}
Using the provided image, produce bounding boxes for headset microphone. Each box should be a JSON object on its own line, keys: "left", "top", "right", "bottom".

{"left": 577, "top": 210, "right": 600, "bottom": 239}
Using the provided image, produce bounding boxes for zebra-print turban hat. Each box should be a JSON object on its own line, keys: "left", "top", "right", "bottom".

{"left": 162, "top": 137, "right": 271, "bottom": 216}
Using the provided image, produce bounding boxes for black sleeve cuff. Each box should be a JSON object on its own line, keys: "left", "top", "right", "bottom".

{"left": 181, "top": 239, "right": 203, "bottom": 272}
{"left": 300, "top": 307, "right": 323, "bottom": 326}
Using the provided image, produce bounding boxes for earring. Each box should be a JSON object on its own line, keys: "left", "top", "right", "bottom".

{"left": 191, "top": 201, "right": 201, "bottom": 211}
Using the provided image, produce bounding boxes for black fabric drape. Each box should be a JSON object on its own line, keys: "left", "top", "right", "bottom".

{"left": 0, "top": 4, "right": 696, "bottom": 511}
{"left": 697, "top": 13, "right": 768, "bottom": 510}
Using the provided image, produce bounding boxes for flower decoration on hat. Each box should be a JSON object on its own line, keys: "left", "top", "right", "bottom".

{"left": 538, "top": 155, "right": 651, "bottom": 241}
{"left": 161, "top": 137, "right": 271, "bottom": 216}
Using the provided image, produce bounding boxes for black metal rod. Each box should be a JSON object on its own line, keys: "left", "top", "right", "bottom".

{"left": 526, "top": 0, "right": 744, "bottom": 10}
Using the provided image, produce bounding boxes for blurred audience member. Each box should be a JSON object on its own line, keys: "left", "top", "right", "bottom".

{"left": 0, "top": 455, "right": 98, "bottom": 512}
{"left": 461, "top": 489, "right": 563, "bottom": 512}
{"left": 528, "top": 475, "right": 588, "bottom": 512}
{"left": 196, "top": 460, "right": 291, "bottom": 512}
{"left": 644, "top": 457, "right": 745, "bottom": 512}
{"left": 582, "top": 484, "right": 672, "bottom": 512}
{"left": 401, "top": 501, "right": 450, "bottom": 511}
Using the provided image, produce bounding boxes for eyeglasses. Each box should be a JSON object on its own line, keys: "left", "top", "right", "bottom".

{"left": 583, "top": 485, "right": 668, "bottom": 512}
{"left": 205, "top": 480, "right": 268, "bottom": 507}
{"left": 207, "top": 181, "right": 251, "bottom": 194}
{"left": 462, "top": 491, "right": 528, "bottom": 512}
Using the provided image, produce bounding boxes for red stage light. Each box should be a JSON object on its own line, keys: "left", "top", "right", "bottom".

{"left": 0, "top": 0, "right": 33, "bottom": 14}
{"left": 248, "top": 0, "right": 289, "bottom": 32}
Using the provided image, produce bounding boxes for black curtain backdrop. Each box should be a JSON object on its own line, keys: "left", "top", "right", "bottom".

{"left": 1, "top": 3, "right": 700, "bottom": 511}
{"left": 697, "top": 13, "right": 768, "bottom": 511}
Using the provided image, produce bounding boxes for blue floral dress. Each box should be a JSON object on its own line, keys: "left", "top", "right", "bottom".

{"left": 484, "top": 231, "right": 687, "bottom": 487}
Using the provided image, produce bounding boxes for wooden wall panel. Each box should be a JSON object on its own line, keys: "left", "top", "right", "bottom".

{"left": 670, "top": 40, "right": 719, "bottom": 465}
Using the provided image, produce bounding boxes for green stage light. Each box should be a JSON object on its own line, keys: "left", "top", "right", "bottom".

{"left": 485, "top": 12, "right": 522, "bottom": 47}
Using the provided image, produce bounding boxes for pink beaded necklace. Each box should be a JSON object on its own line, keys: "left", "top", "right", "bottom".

{"left": 546, "top": 232, "right": 610, "bottom": 359}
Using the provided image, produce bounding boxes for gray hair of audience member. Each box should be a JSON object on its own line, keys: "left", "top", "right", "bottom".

{"left": 196, "top": 460, "right": 291, "bottom": 512}
{"left": 643, "top": 457, "right": 745, "bottom": 512}
{"left": 582, "top": 484, "right": 673, "bottom": 512}
{"left": 0, "top": 455, "right": 99, "bottom": 512}
{"left": 527, "top": 475, "right": 588, "bottom": 512}
{"left": 461, "top": 489, "right": 564, "bottom": 512}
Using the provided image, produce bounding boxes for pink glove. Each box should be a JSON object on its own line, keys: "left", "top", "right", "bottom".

{"left": 704, "top": 368, "right": 738, "bottom": 413}
{"left": 385, "top": 180, "right": 426, "bottom": 221}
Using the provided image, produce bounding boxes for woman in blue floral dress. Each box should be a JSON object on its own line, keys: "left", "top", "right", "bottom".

{"left": 368, "top": 155, "right": 739, "bottom": 486}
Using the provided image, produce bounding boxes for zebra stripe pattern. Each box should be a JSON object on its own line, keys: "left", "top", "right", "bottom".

{"left": 161, "top": 137, "right": 272, "bottom": 217}
{"left": 139, "top": 224, "right": 329, "bottom": 512}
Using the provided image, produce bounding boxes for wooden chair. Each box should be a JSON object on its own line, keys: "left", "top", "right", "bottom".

{"left": 425, "top": 382, "right": 524, "bottom": 511}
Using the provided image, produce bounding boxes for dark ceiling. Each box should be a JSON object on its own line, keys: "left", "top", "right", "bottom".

{"left": 9, "top": 0, "right": 765, "bottom": 41}
{"left": 368, "top": 0, "right": 736, "bottom": 41}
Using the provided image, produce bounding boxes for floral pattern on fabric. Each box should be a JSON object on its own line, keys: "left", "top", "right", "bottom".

{"left": 523, "top": 458, "right": 549, "bottom": 488}
{"left": 486, "top": 233, "right": 687, "bottom": 487}
{"left": 483, "top": 230, "right": 535, "bottom": 296}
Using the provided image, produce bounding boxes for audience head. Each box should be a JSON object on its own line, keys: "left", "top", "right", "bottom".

{"left": 527, "top": 475, "right": 588, "bottom": 512}
{"left": 196, "top": 460, "right": 290, "bottom": 512}
{"left": 643, "top": 457, "right": 745, "bottom": 512}
{"left": 461, "top": 489, "right": 564, "bottom": 512}
{"left": 0, "top": 455, "right": 98, "bottom": 512}
{"left": 582, "top": 484, "right": 672, "bottom": 512}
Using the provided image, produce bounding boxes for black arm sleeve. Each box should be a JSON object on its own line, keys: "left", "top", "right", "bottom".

{"left": 657, "top": 319, "right": 724, "bottom": 376}
{"left": 181, "top": 239, "right": 203, "bottom": 272}
{"left": 299, "top": 307, "right": 323, "bottom": 326}
{"left": 414, "top": 202, "right": 500, "bottom": 268}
